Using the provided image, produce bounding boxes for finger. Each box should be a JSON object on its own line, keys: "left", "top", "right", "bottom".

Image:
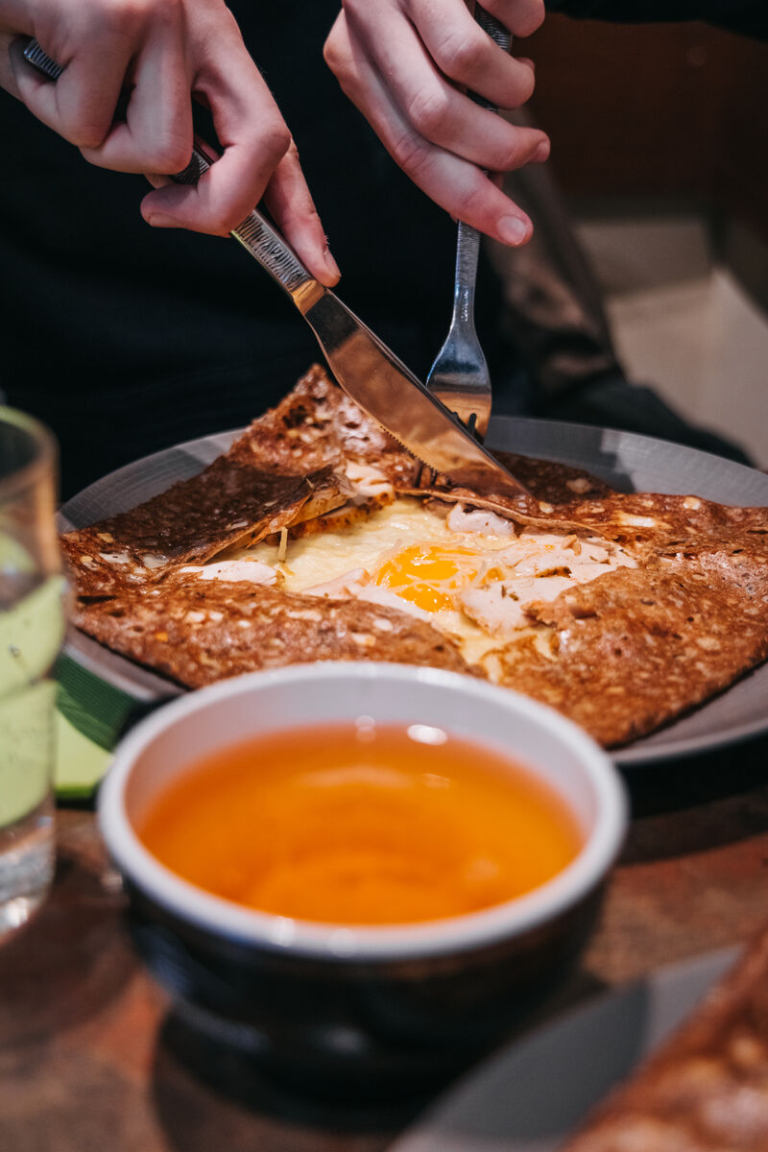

{"left": 80, "top": 24, "right": 193, "bottom": 173}
{"left": 10, "top": 24, "right": 134, "bottom": 148}
{"left": 326, "top": 15, "right": 534, "bottom": 246}
{"left": 389, "top": 0, "right": 536, "bottom": 108}
{"left": 141, "top": 52, "right": 290, "bottom": 234}
{"left": 2, "top": 33, "right": 29, "bottom": 99}
{"left": 478, "top": 0, "right": 546, "bottom": 39}
{"left": 262, "top": 144, "right": 341, "bottom": 286}
{"left": 344, "top": 3, "right": 546, "bottom": 172}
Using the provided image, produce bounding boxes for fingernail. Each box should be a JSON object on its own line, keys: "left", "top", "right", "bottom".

{"left": 144, "top": 212, "right": 176, "bottom": 228}
{"left": 498, "top": 216, "right": 530, "bottom": 246}
{"left": 324, "top": 246, "right": 341, "bottom": 281}
{"left": 532, "top": 139, "right": 551, "bottom": 163}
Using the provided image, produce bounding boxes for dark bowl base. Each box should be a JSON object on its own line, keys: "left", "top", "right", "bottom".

{"left": 127, "top": 882, "right": 605, "bottom": 1099}
{"left": 162, "top": 999, "right": 473, "bottom": 1111}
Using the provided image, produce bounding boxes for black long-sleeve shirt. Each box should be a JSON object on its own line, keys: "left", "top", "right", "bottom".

{"left": 547, "top": 0, "right": 768, "bottom": 39}
{"left": 2, "top": 0, "right": 764, "bottom": 496}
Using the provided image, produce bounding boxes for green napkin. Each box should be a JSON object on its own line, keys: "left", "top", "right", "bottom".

{"left": 54, "top": 653, "right": 141, "bottom": 798}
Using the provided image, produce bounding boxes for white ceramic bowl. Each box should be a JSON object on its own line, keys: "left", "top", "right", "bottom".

{"left": 99, "top": 663, "right": 627, "bottom": 1090}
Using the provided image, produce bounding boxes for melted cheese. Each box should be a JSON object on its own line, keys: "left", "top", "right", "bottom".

{"left": 218, "top": 497, "right": 636, "bottom": 669}
{"left": 235, "top": 499, "right": 474, "bottom": 589}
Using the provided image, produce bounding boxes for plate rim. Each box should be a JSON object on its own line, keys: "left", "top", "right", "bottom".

{"left": 389, "top": 943, "right": 740, "bottom": 1152}
{"left": 60, "top": 416, "right": 768, "bottom": 768}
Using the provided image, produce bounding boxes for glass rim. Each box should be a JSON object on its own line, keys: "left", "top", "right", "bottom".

{"left": 0, "top": 406, "right": 58, "bottom": 503}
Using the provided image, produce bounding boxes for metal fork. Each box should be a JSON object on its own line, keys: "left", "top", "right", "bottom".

{"left": 426, "top": 6, "right": 512, "bottom": 441}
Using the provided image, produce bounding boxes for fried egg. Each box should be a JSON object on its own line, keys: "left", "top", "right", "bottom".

{"left": 214, "top": 492, "right": 636, "bottom": 668}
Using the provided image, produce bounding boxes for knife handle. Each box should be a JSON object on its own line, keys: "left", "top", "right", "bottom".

{"left": 171, "top": 143, "right": 320, "bottom": 307}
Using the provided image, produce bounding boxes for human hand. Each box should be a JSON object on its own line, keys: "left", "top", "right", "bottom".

{"left": 0, "top": 0, "right": 339, "bottom": 284}
{"left": 324, "top": 0, "right": 548, "bottom": 246}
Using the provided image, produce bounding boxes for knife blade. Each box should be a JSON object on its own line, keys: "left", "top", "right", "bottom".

{"left": 22, "top": 39, "right": 530, "bottom": 500}
{"left": 175, "top": 144, "right": 530, "bottom": 499}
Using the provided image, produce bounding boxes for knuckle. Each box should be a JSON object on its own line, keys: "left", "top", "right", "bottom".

{"left": 67, "top": 118, "right": 109, "bottom": 149}
{"left": 406, "top": 87, "right": 450, "bottom": 139}
{"left": 515, "top": 1, "right": 545, "bottom": 37}
{"left": 434, "top": 32, "right": 482, "bottom": 81}
{"left": 390, "top": 129, "right": 431, "bottom": 180}
{"left": 322, "top": 33, "right": 344, "bottom": 75}
{"left": 144, "top": 0, "right": 184, "bottom": 35}
{"left": 101, "top": 0, "right": 149, "bottom": 34}
{"left": 260, "top": 119, "right": 291, "bottom": 163}
{"left": 159, "top": 0, "right": 184, "bottom": 18}
{"left": 147, "top": 139, "right": 193, "bottom": 174}
{"left": 512, "top": 63, "right": 536, "bottom": 104}
{"left": 323, "top": 13, "right": 354, "bottom": 81}
{"left": 494, "top": 66, "right": 535, "bottom": 112}
{"left": 482, "top": 0, "right": 544, "bottom": 37}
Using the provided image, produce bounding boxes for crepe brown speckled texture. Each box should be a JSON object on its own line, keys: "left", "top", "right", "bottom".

{"left": 409, "top": 480, "right": 768, "bottom": 561}
{"left": 493, "top": 453, "right": 617, "bottom": 504}
{"left": 497, "top": 556, "right": 768, "bottom": 747}
{"left": 61, "top": 464, "right": 345, "bottom": 597}
{"left": 72, "top": 577, "right": 472, "bottom": 688}
{"left": 61, "top": 368, "right": 353, "bottom": 596}
{"left": 240, "top": 362, "right": 418, "bottom": 485}
{"left": 562, "top": 923, "right": 768, "bottom": 1151}
{"left": 64, "top": 364, "right": 768, "bottom": 747}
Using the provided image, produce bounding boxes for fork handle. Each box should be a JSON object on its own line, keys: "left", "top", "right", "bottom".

{"left": 453, "top": 6, "right": 513, "bottom": 305}
{"left": 470, "top": 8, "right": 513, "bottom": 113}
{"left": 453, "top": 224, "right": 481, "bottom": 324}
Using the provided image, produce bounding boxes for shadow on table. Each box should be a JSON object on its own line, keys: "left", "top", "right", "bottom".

{"left": 149, "top": 965, "right": 608, "bottom": 1152}
{"left": 621, "top": 732, "right": 768, "bottom": 865}
{"left": 0, "top": 847, "right": 135, "bottom": 1048}
{"left": 151, "top": 1007, "right": 433, "bottom": 1151}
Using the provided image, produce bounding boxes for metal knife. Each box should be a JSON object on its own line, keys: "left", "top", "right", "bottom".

{"left": 23, "top": 39, "right": 530, "bottom": 500}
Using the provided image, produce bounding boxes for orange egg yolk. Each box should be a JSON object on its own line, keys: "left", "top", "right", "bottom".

{"left": 374, "top": 545, "right": 484, "bottom": 613}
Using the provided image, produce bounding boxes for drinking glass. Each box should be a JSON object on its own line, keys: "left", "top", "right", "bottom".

{"left": 0, "top": 408, "right": 65, "bottom": 936}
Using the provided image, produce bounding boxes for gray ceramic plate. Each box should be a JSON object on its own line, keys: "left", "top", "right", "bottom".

{"left": 60, "top": 416, "right": 768, "bottom": 766}
{"left": 390, "top": 946, "right": 737, "bottom": 1152}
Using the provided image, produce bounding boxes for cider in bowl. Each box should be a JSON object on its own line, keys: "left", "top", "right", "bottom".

{"left": 137, "top": 721, "right": 582, "bottom": 927}
{"left": 99, "top": 663, "right": 626, "bottom": 1090}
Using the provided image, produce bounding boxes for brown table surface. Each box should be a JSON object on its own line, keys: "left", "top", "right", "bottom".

{"left": 3, "top": 732, "right": 768, "bottom": 1152}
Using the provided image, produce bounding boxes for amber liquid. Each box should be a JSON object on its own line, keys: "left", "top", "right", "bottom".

{"left": 138, "top": 723, "right": 582, "bottom": 926}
